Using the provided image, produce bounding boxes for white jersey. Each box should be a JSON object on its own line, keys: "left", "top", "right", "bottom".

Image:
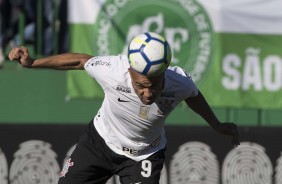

{"left": 84, "top": 55, "right": 198, "bottom": 161}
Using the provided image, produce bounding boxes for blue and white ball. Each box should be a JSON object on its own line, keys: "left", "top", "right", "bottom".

{"left": 128, "top": 32, "right": 171, "bottom": 77}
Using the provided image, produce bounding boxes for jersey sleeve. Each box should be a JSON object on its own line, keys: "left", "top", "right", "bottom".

{"left": 84, "top": 56, "right": 119, "bottom": 89}
{"left": 183, "top": 72, "right": 199, "bottom": 98}
{"left": 169, "top": 66, "right": 199, "bottom": 99}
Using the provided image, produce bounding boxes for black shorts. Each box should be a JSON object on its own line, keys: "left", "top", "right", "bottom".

{"left": 58, "top": 121, "right": 166, "bottom": 184}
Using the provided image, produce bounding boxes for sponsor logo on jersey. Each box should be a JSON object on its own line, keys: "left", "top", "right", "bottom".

{"left": 160, "top": 92, "right": 175, "bottom": 98}
{"left": 116, "top": 85, "right": 132, "bottom": 93}
{"left": 90, "top": 60, "right": 111, "bottom": 67}
{"left": 123, "top": 146, "right": 140, "bottom": 156}
{"left": 85, "top": 57, "right": 112, "bottom": 68}
{"left": 118, "top": 97, "right": 130, "bottom": 102}
{"left": 93, "top": 0, "right": 213, "bottom": 84}
{"left": 85, "top": 56, "right": 98, "bottom": 68}
{"left": 60, "top": 158, "right": 74, "bottom": 177}
{"left": 122, "top": 136, "right": 161, "bottom": 156}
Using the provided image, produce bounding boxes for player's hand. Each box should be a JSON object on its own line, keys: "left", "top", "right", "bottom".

{"left": 8, "top": 46, "right": 34, "bottom": 67}
{"left": 215, "top": 122, "right": 240, "bottom": 147}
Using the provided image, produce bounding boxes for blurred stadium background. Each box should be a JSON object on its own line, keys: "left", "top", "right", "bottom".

{"left": 0, "top": 0, "right": 282, "bottom": 183}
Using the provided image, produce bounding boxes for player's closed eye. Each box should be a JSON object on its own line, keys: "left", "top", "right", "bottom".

{"left": 135, "top": 84, "right": 144, "bottom": 89}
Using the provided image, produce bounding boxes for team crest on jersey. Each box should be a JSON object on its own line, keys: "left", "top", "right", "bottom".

{"left": 116, "top": 85, "right": 131, "bottom": 93}
{"left": 60, "top": 158, "right": 74, "bottom": 177}
{"left": 139, "top": 106, "right": 150, "bottom": 119}
{"left": 157, "top": 99, "right": 174, "bottom": 115}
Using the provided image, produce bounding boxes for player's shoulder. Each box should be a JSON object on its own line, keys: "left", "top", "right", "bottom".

{"left": 166, "top": 66, "right": 193, "bottom": 80}
{"left": 164, "top": 66, "right": 196, "bottom": 89}
{"left": 84, "top": 54, "right": 130, "bottom": 82}
{"left": 164, "top": 66, "right": 198, "bottom": 98}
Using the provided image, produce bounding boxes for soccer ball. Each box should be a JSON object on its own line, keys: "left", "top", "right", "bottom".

{"left": 128, "top": 32, "right": 171, "bottom": 77}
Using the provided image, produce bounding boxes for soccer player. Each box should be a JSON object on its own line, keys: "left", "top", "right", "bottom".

{"left": 8, "top": 33, "right": 239, "bottom": 184}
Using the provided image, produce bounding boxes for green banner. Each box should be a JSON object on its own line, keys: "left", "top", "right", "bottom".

{"left": 201, "top": 33, "right": 282, "bottom": 108}
{"left": 67, "top": 0, "right": 282, "bottom": 109}
{"left": 68, "top": 24, "right": 103, "bottom": 98}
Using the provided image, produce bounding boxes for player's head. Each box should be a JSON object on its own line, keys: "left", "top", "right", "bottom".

{"left": 127, "top": 33, "right": 170, "bottom": 104}
{"left": 129, "top": 68, "right": 164, "bottom": 105}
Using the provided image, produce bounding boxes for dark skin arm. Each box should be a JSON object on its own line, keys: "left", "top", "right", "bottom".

{"left": 185, "top": 90, "right": 240, "bottom": 147}
{"left": 8, "top": 46, "right": 93, "bottom": 70}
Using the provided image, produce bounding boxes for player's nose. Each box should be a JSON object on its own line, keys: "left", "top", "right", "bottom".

{"left": 143, "top": 88, "right": 152, "bottom": 98}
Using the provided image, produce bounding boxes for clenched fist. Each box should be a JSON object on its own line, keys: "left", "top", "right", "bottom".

{"left": 9, "top": 46, "right": 34, "bottom": 67}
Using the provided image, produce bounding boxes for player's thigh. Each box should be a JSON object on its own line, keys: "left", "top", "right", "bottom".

{"left": 58, "top": 133, "right": 113, "bottom": 184}
{"left": 119, "top": 149, "right": 166, "bottom": 184}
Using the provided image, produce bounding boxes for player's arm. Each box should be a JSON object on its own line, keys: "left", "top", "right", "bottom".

{"left": 8, "top": 46, "right": 92, "bottom": 70}
{"left": 185, "top": 90, "right": 240, "bottom": 147}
